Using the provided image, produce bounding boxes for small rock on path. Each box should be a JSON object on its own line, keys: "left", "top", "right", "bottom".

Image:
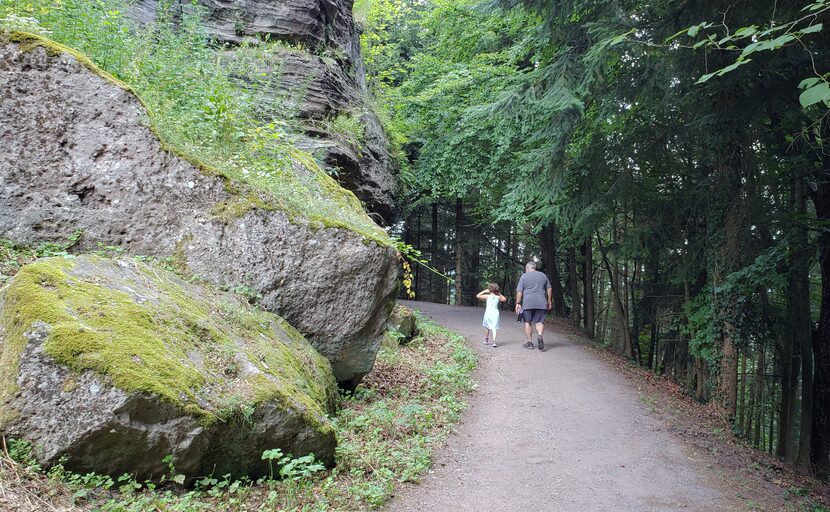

{"left": 387, "top": 301, "right": 741, "bottom": 512}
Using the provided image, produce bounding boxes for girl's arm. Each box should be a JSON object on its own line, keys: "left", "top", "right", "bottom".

{"left": 498, "top": 293, "right": 508, "bottom": 303}
{"left": 476, "top": 289, "right": 490, "bottom": 300}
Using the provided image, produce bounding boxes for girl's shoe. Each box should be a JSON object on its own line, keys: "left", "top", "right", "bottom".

{"left": 491, "top": 342, "right": 497, "bottom": 348}
{"left": 483, "top": 337, "right": 489, "bottom": 344}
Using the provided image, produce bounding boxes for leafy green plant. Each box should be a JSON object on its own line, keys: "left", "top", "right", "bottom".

{"left": 326, "top": 111, "right": 367, "bottom": 147}
{"left": 161, "top": 454, "right": 187, "bottom": 485}
{"left": 6, "top": 437, "right": 41, "bottom": 472}
{"left": 661, "top": 0, "right": 829, "bottom": 107}
{"left": 392, "top": 238, "right": 453, "bottom": 295}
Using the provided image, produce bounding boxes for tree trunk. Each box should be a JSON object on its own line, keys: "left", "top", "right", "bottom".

{"left": 646, "top": 248, "right": 660, "bottom": 370}
{"left": 719, "top": 323, "right": 739, "bottom": 421}
{"left": 630, "top": 259, "right": 642, "bottom": 365}
{"left": 598, "top": 232, "right": 634, "bottom": 359}
{"left": 430, "top": 202, "right": 439, "bottom": 303}
{"left": 504, "top": 224, "right": 516, "bottom": 306}
{"left": 779, "top": 175, "right": 809, "bottom": 461}
{"left": 598, "top": 270, "right": 610, "bottom": 342}
{"left": 714, "top": 207, "right": 740, "bottom": 420}
{"left": 583, "top": 237, "right": 596, "bottom": 337}
{"left": 663, "top": 339, "right": 676, "bottom": 377}
{"left": 769, "top": 397, "right": 776, "bottom": 455}
{"left": 710, "top": 129, "right": 744, "bottom": 422}
{"left": 768, "top": 375, "right": 777, "bottom": 454}
{"left": 753, "top": 344, "right": 766, "bottom": 448}
{"left": 787, "top": 174, "right": 813, "bottom": 471}
{"left": 454, "top": 198, "right": 463, "bottom": 306}
{"left": 540, "top": 225, "right": 566, "bottom": 316}
{"left": 746, "top": 353, "right": 755, "bottom": 439}
{"left": 414, "top": 211, "right": 422, "bottom": 298}
{"left": 812, "top": 162, "right": 830, "bottom": 478}
{"left": 737, "top": 349, "right": 747, "bottom": 434}
{"left": 568, "top": 246, "right": 581, "bottom": 326}
{"left": 778, "top": 331, "right": 796, "bottom": 458}
{"left": 462, "top": 217, "right": 480, "bottom": 307}
{"left": 648, "top": 322, "right": 658, "bottom": 370}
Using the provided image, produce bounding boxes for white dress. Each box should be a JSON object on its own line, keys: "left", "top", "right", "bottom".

{"left": 482, "top": 294, "right": 501, "bottom": 330}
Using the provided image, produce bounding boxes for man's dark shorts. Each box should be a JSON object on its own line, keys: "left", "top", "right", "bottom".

{"left": 522, "top": 309, "right": 546, "bottom": 324}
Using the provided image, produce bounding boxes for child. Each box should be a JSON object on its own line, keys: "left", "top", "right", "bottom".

{"left": 476, "top": 283, "right": 507, "bottom": 347}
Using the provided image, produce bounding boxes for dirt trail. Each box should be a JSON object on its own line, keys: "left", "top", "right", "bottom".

{"left": 387, "top": 301, "right": 742, "bottom": 512}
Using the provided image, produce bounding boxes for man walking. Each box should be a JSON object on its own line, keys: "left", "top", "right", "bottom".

{"left": 515, "top": 261, "right": 552, "bottom": 351}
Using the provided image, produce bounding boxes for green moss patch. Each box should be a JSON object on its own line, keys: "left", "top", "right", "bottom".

{"left": 0, "top": 255, "right": 337, "bottom": 429}
{"left": 3, "top": 31, "right": 133, "bottom": 95}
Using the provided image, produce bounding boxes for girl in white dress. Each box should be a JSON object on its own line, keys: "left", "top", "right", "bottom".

{"left": 477, "top": 283, "right": 507, "bottom": 347}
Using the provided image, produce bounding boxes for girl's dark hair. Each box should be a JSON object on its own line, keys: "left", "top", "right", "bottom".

{"left": 488, "top": 283, "right": 500, "bottom": 295}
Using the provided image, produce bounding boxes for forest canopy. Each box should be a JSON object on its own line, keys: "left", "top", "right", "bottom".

{"left": 360, "top": 0, "right": 830, "bottom": 479}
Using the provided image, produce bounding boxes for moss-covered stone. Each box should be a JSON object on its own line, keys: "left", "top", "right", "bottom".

{"left": 1, "top": 255, "right": 336, "bottom": 426}
{"left": 388, "top": 304, "right": 418, "bottom": 344}
{"left": 0, "top": 255, "right": 338, "bottom": 478}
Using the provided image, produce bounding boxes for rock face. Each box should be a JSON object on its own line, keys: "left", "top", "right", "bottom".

{"left": 0, "top": 40, "right": 397, "bottom": 386}
{"left": 129, "top": 0, "right": 399, "bottom": 223}
{"left": 0, "top": 256, "right": 338, "bottom": 480}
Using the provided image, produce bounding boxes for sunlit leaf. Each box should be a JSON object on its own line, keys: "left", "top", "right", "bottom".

{"left": 799, "top": 82, "right": 830, "bottom": 107}
{"left": 800, "top": 23, "right": 824, "bottom": 35}
{"left": 799, "top": 77, "right": 822, "bottom": 89}
{"left": 733, "top": 26, "right": 757, "bottom": 38}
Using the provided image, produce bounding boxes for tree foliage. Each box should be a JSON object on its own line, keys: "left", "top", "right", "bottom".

{"left": 363, "top": 0, "right": 830, "bottom": 478}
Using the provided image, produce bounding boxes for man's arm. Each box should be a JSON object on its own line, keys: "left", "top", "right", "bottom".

{"left": 515, "top": 275, "right": 525, "bottom": 314}
{"left": 547, "top": 287, "right": 553, "bottom": 311}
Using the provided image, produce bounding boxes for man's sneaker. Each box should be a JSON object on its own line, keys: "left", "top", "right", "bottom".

{"left": 537, "top": 335, "right": 545, "bottom": 352}
{"left": 523, "top": 341, "right": 535, "bottom": 350}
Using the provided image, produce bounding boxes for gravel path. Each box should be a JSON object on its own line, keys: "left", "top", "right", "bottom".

{"left": 387, "top": 301, "right": 740, "bottom": 512}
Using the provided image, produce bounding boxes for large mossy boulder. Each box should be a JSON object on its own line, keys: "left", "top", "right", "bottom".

{"left": 0, "top": 255, "right": 338, "bottom": 480}
{"left": 0, "top": 38, "right": 397, "bottom": 386}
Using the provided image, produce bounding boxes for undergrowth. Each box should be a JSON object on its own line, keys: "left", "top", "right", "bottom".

{"left": 0, "top": 0, "right": 388, "bottom": 244}
{"left": 0, "top": 312, "right": 476, "bottom": 511}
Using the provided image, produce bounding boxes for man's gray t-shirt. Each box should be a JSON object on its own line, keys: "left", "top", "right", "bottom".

{"left": 517, "top": 271, "right": 551, "bottom": 310}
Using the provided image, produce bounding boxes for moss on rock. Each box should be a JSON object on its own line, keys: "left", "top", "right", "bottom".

{"left": 0, "top": 255, "right": 337, "bottom": 431}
